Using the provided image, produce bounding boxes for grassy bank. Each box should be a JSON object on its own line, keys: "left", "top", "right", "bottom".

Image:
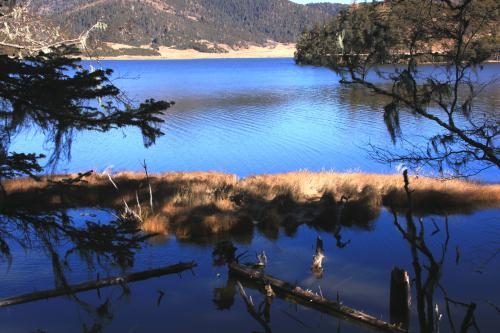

{"left": 3, "top": 171, "right": 499, "bottom": 239}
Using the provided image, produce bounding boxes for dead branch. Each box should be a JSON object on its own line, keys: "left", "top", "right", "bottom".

{"left": 0, "top": 261, "right": 196, "bottom": 308}
{"left": 0, "top": 1, "right": 106, "bottom": 55}
{"left": 256, "top": 250, "right": 268, "bottom": 267}
{"left": 142, "top": 159, "right": 154, "bottom": 213}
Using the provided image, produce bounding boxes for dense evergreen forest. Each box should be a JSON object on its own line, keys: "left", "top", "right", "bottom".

{"left": 28, "top": 0, "right": 346, "bottom": 54}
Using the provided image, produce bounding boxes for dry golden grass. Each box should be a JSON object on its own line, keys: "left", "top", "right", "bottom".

{"left": 240, "top": 171, "right": 500, "bottom": 210}
{"left": 3, "top": 171, "right": 499, "bottom": 239}
{"left": 142, "top": 214, "right": 170, "bottom": 235}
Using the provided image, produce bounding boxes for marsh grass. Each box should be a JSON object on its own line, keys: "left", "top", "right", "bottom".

{"left": 2, "top": 171, "right": 499, "bottom": 239}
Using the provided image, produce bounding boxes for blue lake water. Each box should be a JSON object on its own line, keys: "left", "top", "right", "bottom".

{"left": 1, "top": 208, "right": 499, "bottom": 333}
{"left": 11, "top": 58, "right": 499, "bottom": 181}
{"left": 2, "top": 59, "right": 499, "bottom": 332}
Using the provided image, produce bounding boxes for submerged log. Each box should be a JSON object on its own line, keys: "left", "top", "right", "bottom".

{"left": 0, "top": 261, "right": 197, "bottom": 308}
{"left": 229, "top": 262, "right": 406, "bottom": 333}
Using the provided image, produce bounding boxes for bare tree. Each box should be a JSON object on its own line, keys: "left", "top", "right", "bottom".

{"left": 0, "top": 0, "right": 107, "bottom": 56}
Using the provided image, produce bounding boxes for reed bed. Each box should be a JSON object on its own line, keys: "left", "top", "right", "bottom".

{"left": 2, "top": 171, "right": 499, "bottom": 239}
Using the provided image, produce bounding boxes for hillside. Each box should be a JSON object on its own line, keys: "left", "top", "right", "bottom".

{"left": 306, "top": 2, "right": 347, "bottom": 15}
{"left": 29, "top": 0, "right": 347, "bottom": 55}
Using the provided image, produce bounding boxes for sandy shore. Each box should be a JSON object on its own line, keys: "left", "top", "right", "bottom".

{"left": 86, "top": 42, "right": 500, "bottom": 62}
{"left": 92, "top": 42, "right": 296, "bottom": 60}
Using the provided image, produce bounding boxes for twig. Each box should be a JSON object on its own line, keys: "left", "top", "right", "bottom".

{"left": 142, "top": 159, "right": 154, "bottom": 213}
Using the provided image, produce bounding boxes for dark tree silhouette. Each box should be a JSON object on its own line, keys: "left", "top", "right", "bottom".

{"left": 0, "top": 47, "right": 172, "bottom": 183}
{"left": 295, "top": 0, "right": 499, "bottom": 176}
{"left": 0, "top": 1, "right": 173, "bottom": 289}
{"left": 0, "top": 1, "right": 173, "bottom": 185}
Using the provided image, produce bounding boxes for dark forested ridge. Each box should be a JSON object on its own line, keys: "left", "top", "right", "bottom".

{"left": 306, "top": 2, "right": 347, "bottom": 15}
{"left": 28, "top": 0, "right": 347, "bottom": 53}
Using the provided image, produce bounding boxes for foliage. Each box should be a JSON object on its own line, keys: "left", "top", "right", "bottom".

{"left": 0, "top": 46, "right": 173, "bottom": 181}
{"left": 0, "top": 1, "right": 173, "bottom": 181}
{"left": 295, "top": 0, "right": 499, "bottom": 176}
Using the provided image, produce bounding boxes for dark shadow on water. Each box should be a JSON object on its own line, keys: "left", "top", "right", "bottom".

{"left": 0, "top": 210, "right": 150, "bottom": 333}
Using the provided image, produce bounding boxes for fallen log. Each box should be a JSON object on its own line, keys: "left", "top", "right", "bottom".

{"left": 0, "top": 261, "right": 197, "bottom": 308}
{"left": 229, "top": 262, "right": 406, "bottom": 333}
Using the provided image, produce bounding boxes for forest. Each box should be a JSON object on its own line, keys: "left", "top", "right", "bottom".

{"left": 27, "top": 0, "right": 346, "bottom": 53}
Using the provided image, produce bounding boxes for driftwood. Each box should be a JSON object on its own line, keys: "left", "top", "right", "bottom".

{"left": 0, "top": 261, "right": 196, "bottom": 308}
{"left": 229, "top": 262, "right": 406, "bottom": 333}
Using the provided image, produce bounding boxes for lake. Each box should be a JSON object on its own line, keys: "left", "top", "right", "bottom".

{"left": 10, "top": 58, "right": 500, "bottom": 180}
{"left": 1, "top": 208, "right": 499, "bottom": 332}
{"left": 2, "top": 59, "right": 499, "bottom": 332}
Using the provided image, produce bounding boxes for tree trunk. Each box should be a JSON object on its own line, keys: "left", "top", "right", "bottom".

{"left": 311, "top": 236, "right": 325, "bottom": 278}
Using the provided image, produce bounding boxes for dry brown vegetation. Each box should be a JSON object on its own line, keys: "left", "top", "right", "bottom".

{"left": 2, "top": 171, "right": 499, "bottom": 240}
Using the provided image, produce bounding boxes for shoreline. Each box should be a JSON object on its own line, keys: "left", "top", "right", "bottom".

{"left": 92, "top": 55, "right": 295, "bottom": 61}
{"left": 80, "top": 42, "right": 500, "bottom": 62}
{"left": 86, "top": 42, "right": 296, "bottom": 61}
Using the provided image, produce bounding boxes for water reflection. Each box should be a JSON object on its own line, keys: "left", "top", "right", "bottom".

{"left": 213, "top": 276, "right": 236, "bottom": 311}
{"left": 0, "top": 208, "right": 199, "bottom": 333}
{"left": 388, "top": 172, "right": 487, "bottom": 332}
{"left": 0, "top": 210, "right": 147, "bottom": 277}
{"left": 0, "top": 205, "right": 499, "bottom": 332}
{"left": 0, "top": 204, "right": 154, "bottom": 333}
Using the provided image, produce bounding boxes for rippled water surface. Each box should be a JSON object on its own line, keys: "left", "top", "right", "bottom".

{"left": 11, "top": 58, "right": 500, "bottom": 180}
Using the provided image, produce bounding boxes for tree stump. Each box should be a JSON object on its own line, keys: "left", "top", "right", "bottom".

{"left": 390, "top": 267, "right": 411, "bottom": 329}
